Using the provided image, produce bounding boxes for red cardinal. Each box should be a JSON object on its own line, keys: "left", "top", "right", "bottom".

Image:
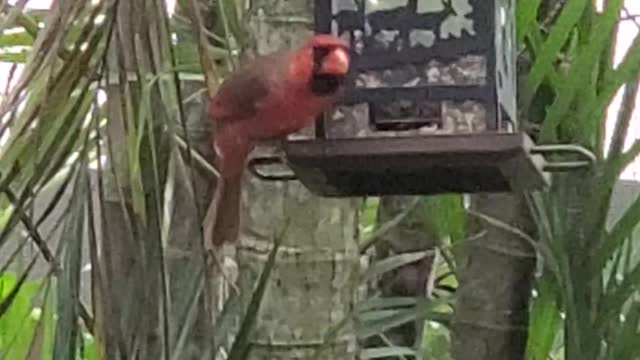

{"left": 204, "top": 34, "right": 351, "bottom": 246}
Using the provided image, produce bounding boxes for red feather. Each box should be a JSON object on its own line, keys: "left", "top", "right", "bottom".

{"left": 205, "top": 35, "right": 350, "bottom": 246}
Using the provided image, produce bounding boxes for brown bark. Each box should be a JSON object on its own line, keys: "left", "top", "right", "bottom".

{"left": 451, "top": 193, "right": 536, "bottom": 360}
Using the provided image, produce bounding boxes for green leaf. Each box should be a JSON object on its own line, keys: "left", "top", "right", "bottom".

{"left": 607, "top": 300, "right": 640, "bottom": 360}
{"left": 516, "top": 0, "right": 540, "bottom": 46}
{"left": 82, "top": 334, "right": 99, "bottom": 360}
{"left": 361, "top": 197, "right": 380, "bottom": 236}
{"left": 540, "top": 0, "right": 623, "bottom": 143}
{"left": 422, "top": 321, "right": 453, "bottom": 360}
{"left": 587, "top": 38, "right": 640, "bottom": 148}
{"left": 525, "top": 280, "right": 562, "bottom": 360}
{"left": 358, "top": 297, "right": 418, "bottom": 312}
{"left": 227, "top": 225, "right": 286, "bottom": 360}
{"left": 357, "top": 299, "right": 449, "bottom": 340}
{"left": 0, "top": 29, "right": 33, "bottom": 47}
{"left": 575, "top": 0, "right": 625, "bottom": 144}
{"left": 364, "top": 251, "right": 429, "bottom": 282}
{"left": 598, "top": 193, "right": 640, "bottom": 269}
{"left": 52, "top": 164, "right": 87, "bottom": 360}
{"left": 0, "top": 52, "right": 28, "bottom": 62}
{"left": 360, "top": 346, "right": 416, "bottom": 359}
{"left": 0, "top": 269, "right": 42, "bottom": 360}
{"left": 421, "top": 194, "right": 466, "bottom": 243}
{"left": 527, "top": 0, "right": 588, "bottom": 95}
{"left": 24, "top": 280, "right": 52, "bottom": 360}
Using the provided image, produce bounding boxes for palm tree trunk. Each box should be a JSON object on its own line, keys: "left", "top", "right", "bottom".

{"left": 225, "top": 1, "right": 361, "bottom": 358}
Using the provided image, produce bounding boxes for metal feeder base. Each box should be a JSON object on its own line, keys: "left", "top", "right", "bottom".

{"left": 283, "top": 132, "right": 551, "bottom": 197}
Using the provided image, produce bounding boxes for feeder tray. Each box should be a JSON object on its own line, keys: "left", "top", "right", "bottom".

{"left": 247, "top": 132, "right": 595, "bottom": 197}
{"left": 249, "top": 133, "right": 596, "bottom": 197}
{"left": 284, "top": 132, "right": 550, "bottom": 196}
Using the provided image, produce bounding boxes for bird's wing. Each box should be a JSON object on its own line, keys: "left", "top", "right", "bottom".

{"left": 208, "top": 53, "right": 286, "bottom": 123}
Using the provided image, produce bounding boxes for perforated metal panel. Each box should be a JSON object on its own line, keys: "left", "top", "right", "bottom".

{"left": 297, "top": 0, "right": 514, "bottom": 141}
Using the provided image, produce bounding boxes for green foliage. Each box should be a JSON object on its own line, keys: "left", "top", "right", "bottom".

{"left": 415, "top": 195, "right": 466, "bottom": 245}
{"left": 0, "top": 272, "right": 48, "bottom": 360}
{"left": 361, "top": 197, "right": 380, "bottom": 236}
{"left": 0, "top": 0, "right": 255, "bottom": 358}
{"left": 517, "top": 1, "right": 640, "bottom": 359}
{"left": 1, "top": 1, "right": 112, "bottom": 356}
{"left": 347, "top": 194, "right": 463, "bottom": 358}
{"left": 0, "top": 273, "right": 97, "bottom": 359}
{"left": 421, "top": 322, "right": 453, "bottom": 360}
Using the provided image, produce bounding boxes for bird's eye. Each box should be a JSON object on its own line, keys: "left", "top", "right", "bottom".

{"left": 313, "top": 46, "right": 330, "bottom": 65}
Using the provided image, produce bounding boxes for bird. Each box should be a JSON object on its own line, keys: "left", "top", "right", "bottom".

{"left": 204, "top": 34, "right": 351, "bottom": 247}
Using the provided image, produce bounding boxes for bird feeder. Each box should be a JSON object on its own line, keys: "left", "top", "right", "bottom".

{"left": 248, "top": 0, "right": 593, "bottom": 196}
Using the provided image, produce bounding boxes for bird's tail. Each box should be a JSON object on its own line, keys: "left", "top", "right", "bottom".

{"left": 204, "top": 173, "right": 243, "bottom": 247}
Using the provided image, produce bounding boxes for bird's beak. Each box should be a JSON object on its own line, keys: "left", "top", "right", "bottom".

{"left": 319, "top": 48, "right": 350, "bottom": 75}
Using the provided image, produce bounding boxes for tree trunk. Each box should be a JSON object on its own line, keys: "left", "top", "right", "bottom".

{"left": 223, "top": 1, "right": 361, "bottom": 358}
{"left": 451, "top": 193, "right": 536, "bottom": 360}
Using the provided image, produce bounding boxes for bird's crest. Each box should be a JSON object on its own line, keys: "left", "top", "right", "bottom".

{"left": 306, "top": 34, "right": 350, "bottom": 50}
